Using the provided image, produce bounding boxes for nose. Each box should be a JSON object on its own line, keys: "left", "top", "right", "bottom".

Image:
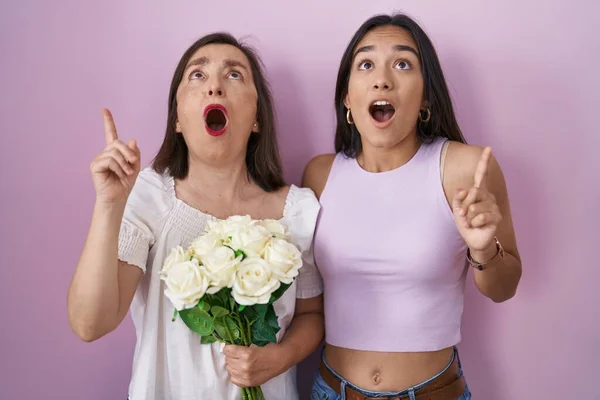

{"left": 206, "top": 78, "right": 224, "bottom": 97}
{"left": 208, "top": 86, "right": 223, "bottom": 97}
{"left": 372, "top": 71, "right": 393, "bottom": 91}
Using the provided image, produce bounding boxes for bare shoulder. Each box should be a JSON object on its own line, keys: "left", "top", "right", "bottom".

{"left": 444, "top": 141, "right": 505, "bottom": 196}
{"left": 301, "top": 153, "right": 336, "bottom": 199}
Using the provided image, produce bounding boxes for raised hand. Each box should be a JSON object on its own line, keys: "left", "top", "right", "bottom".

{"left": 90, "top": 109, "right": 141, "bottom": 204}
{"left": 452, "top": 147, "right": 502, "bottom": 252}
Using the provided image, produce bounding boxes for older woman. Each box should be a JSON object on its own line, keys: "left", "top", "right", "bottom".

{"left": 68, "top": 32, "right": 324, "bottom": 400}
{"left": 304, "top": 13, "right": 522, "bottom": 400}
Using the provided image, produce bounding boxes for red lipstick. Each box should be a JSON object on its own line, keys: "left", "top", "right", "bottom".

{"left": 203, "top": 104, "right": 228, "bottom": 136}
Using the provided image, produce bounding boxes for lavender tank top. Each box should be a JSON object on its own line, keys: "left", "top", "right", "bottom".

{"left": 313, "top": 137, "right": 468, "bottom": 352}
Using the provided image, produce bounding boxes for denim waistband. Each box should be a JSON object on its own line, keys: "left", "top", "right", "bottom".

{"left": 320, "top": 346, "right": 460, "bottom": 398}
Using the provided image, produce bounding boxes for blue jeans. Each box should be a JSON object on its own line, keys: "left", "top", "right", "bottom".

{"left": 311, "top": 347, "right": 471, "bottom": 400}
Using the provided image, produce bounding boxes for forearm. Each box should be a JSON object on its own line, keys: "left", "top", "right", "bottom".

{"left": 277, "top": 310, "right": 324, "bottom": 371}
{"left": 472, "top": 244, "right": 522, "bottom": 302}
{"left": 68, "top": 201, "right": 125, "bottom": 338}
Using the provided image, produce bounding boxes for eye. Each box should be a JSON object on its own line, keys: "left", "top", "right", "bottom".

{"left": 189, "top": 70, "right": 204, "bottom": 80}
{"left": 358, "top": 60, "right": 373, "bottom": 70}
{"left": 395, "top": 60, "right": 412, "bottom": 70}
{"left": 228, "top": 70, "right": 243, "bottom": 80}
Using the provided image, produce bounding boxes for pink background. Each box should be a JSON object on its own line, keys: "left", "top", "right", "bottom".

{"left": 1, "top": 1, "right": 598, "bottom": 399}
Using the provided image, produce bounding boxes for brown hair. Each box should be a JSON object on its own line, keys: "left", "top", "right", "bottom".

{"left": 152, "top": 32, "right": 285, "bottom": 192}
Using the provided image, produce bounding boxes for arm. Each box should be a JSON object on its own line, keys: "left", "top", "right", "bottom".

{"left": 67, "top": 108, "right": 144, "bottom": 342}
{"left": 446, "top": 143, "right": 522, "bottom": 303}
{"left": 469, "top": 152, "right": 521, "bottom": 302}
{"left": 274, "top": 295, "right": 324, "bottom": 369}
{"left": 67, "top": 202, "right": 143, "bottom": 342}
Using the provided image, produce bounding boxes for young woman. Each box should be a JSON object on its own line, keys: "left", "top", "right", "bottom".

{"left": 304, "top": 14, "right": 522, "bottom": 400}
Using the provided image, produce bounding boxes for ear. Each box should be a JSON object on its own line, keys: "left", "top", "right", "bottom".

{"left": 343, "top": 93, "right": 351, "bottom": 109}
{"left": 175, "top": 119, "right": 182, "bottom": 133}
{"left": 252, "top": 121, "right": 259, "bottom": 133}
{"left": 421, "top": 98, "right": 429, "bottom": 110}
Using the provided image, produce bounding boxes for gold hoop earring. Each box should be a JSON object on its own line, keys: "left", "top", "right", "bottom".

{"left": 346, "top": 109, "right": 354, "bottom": 125}
{"left": 419, "top": 108, "right": 431, "bottom": 123}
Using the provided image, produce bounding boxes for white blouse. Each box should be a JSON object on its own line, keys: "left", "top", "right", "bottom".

{"left": 118, "top": 167, "right": 323, "bottom": 400}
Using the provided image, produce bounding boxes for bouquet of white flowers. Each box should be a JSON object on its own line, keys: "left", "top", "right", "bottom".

{"left": 159, "top": 215, "right": 302, "bottom": 400}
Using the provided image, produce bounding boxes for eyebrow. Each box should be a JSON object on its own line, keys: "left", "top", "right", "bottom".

{"left": 185, "top": 57, "right": 249, "bottom": 72}
{"left": 353, "top": 44, "right": 419, "bottom": 60}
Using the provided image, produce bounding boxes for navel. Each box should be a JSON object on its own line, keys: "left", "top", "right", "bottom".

{"left": 372, "top": 371, "right": 382, "bottom": 385}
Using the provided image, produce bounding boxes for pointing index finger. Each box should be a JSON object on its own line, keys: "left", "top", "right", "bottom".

{"left": 103, "top": 108, "right": 118, "bottom": 145}
{"left": 473, "top": 146, "right": 492, "bottom": 189}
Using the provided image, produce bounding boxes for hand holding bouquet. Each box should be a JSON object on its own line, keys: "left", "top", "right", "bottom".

{"left": 160, "top": 215, "right": 302, "bottom": 400}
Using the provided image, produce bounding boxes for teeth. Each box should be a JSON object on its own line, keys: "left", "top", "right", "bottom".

{"left": 372, "top": 100, "right": 391, "bottom": 106}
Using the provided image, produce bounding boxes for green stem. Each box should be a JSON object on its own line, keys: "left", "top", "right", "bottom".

{"left": 256, "top": 386, "right": 264, "bottom": 399}
{"left": 237, "top": 315, "right": 249, "bottom": 346}
{"left": 241, "top": 387, "right": 249, "bottom": 400}
{"left": 244, "top": 315, "right": 253, "bottom": 344}
{"left": 224, "top": 322, "right": 235, "bottom": 344}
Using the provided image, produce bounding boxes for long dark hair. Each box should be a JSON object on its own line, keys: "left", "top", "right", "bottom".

{"left": 152, "top": 32, "right": 285, "bottom": 192}
{"left": 334, "top": 13, "right": 467, "bottom": 158}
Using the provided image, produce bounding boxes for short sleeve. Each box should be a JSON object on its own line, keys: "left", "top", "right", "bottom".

{"left": 284, "top": 186, "right": 323, "bottom": 299}
{"left": 118, "top": 168, "right": 173, "bottom": 273}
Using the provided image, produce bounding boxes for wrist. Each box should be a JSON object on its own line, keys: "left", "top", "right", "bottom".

{"left": 93, "top": 200, "right": 127, "bottom": 223}
{"left": 467, "top": 237, "right": 505, "bottom": 271}
{"left": 469, "top": 241, "right": 497, "bottom": 264}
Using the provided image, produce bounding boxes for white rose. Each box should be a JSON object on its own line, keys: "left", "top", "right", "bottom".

{"left": 263, "top": 238, "right": 302, "bottom": 284}
{"left": 160, "top": 246, "right": 191, "bottom": 278}
{"left": 228, "top": 224, "right": 271, "bottom": 257}
{"left": 190, "top": 231, "right": 223, "bottom": 262}
{"left": 232, "top": 257, "right": 281, "bottom": 306}
{"left": 202, "top": 246, "right": 242, "bottom": 294}
{"left": 161, "top": 259, "right": 209, "bottom": 311}
{"left": 258, "top": 219, "right": 290, "bottom": 240}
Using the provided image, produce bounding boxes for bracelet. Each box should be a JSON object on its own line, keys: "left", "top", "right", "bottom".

{"left": 466, "top": 236, "right": 505, "bottom": 271}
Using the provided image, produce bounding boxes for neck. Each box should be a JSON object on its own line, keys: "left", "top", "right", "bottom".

{"left": 183, "top": 155, "right": 252, "bottom": 202}
{"left": 358, "top": 132, "right": 421, "bottom": 173}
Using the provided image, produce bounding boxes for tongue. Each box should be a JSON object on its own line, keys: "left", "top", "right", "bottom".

{"left": 373, "top": 109, "right": 394, "bottom": 123}
{"left": 208, "top": 122, "right": 225, "bottom": 131}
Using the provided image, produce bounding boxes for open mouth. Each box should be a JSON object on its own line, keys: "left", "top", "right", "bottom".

{"left": 203, "top": 104, "right": 228, "bottom": 136}
{"left": 369, "top": 100, "right": 396, "bottom": 123}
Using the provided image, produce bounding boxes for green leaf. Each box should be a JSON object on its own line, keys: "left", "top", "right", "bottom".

{"left": 224, "top": 316, "right": 241, "bottom": 341}
{"left": 251, "top": 318, "right": 277, "bottom": 345}
{"left": 269, "top": 282, "right": 291, "bottom": 303}
{"left": 214, "top": 316, "right": 240, "bottom": 343}
{"left": 234, "top": 249, "right": 246, "bottom": 259}
{"left": 264, "top": 305, "right": 281, "bottom": 334}
{"left": 204, "top": 293, "right": 223, "bottom": 307}
{"left": 229, "top": 296, "right": 235, "bottom": 311}
{"left": 200, "top": 335, "right": 217, "bottom": 345}
{"left": 197, "top": 300, "right": 210, "bottom": 312}
{"left": 211, "top": 306, "right": 229, "bottom": 318}
{"left": 216, "top": 288, "right": 230, "bottom": 305}
{"left": 179, "top": 308, "right": 214, "bottom": 336}
{"left": 254, "top": 303, "right": 269, "bottom": 321}
{"left": 238, "top": 304, "right": 246, "bottom": 312}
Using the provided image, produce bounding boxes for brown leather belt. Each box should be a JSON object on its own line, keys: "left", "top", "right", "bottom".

{"left": 318, "top": 354, "right": 466, "bottom": 400}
